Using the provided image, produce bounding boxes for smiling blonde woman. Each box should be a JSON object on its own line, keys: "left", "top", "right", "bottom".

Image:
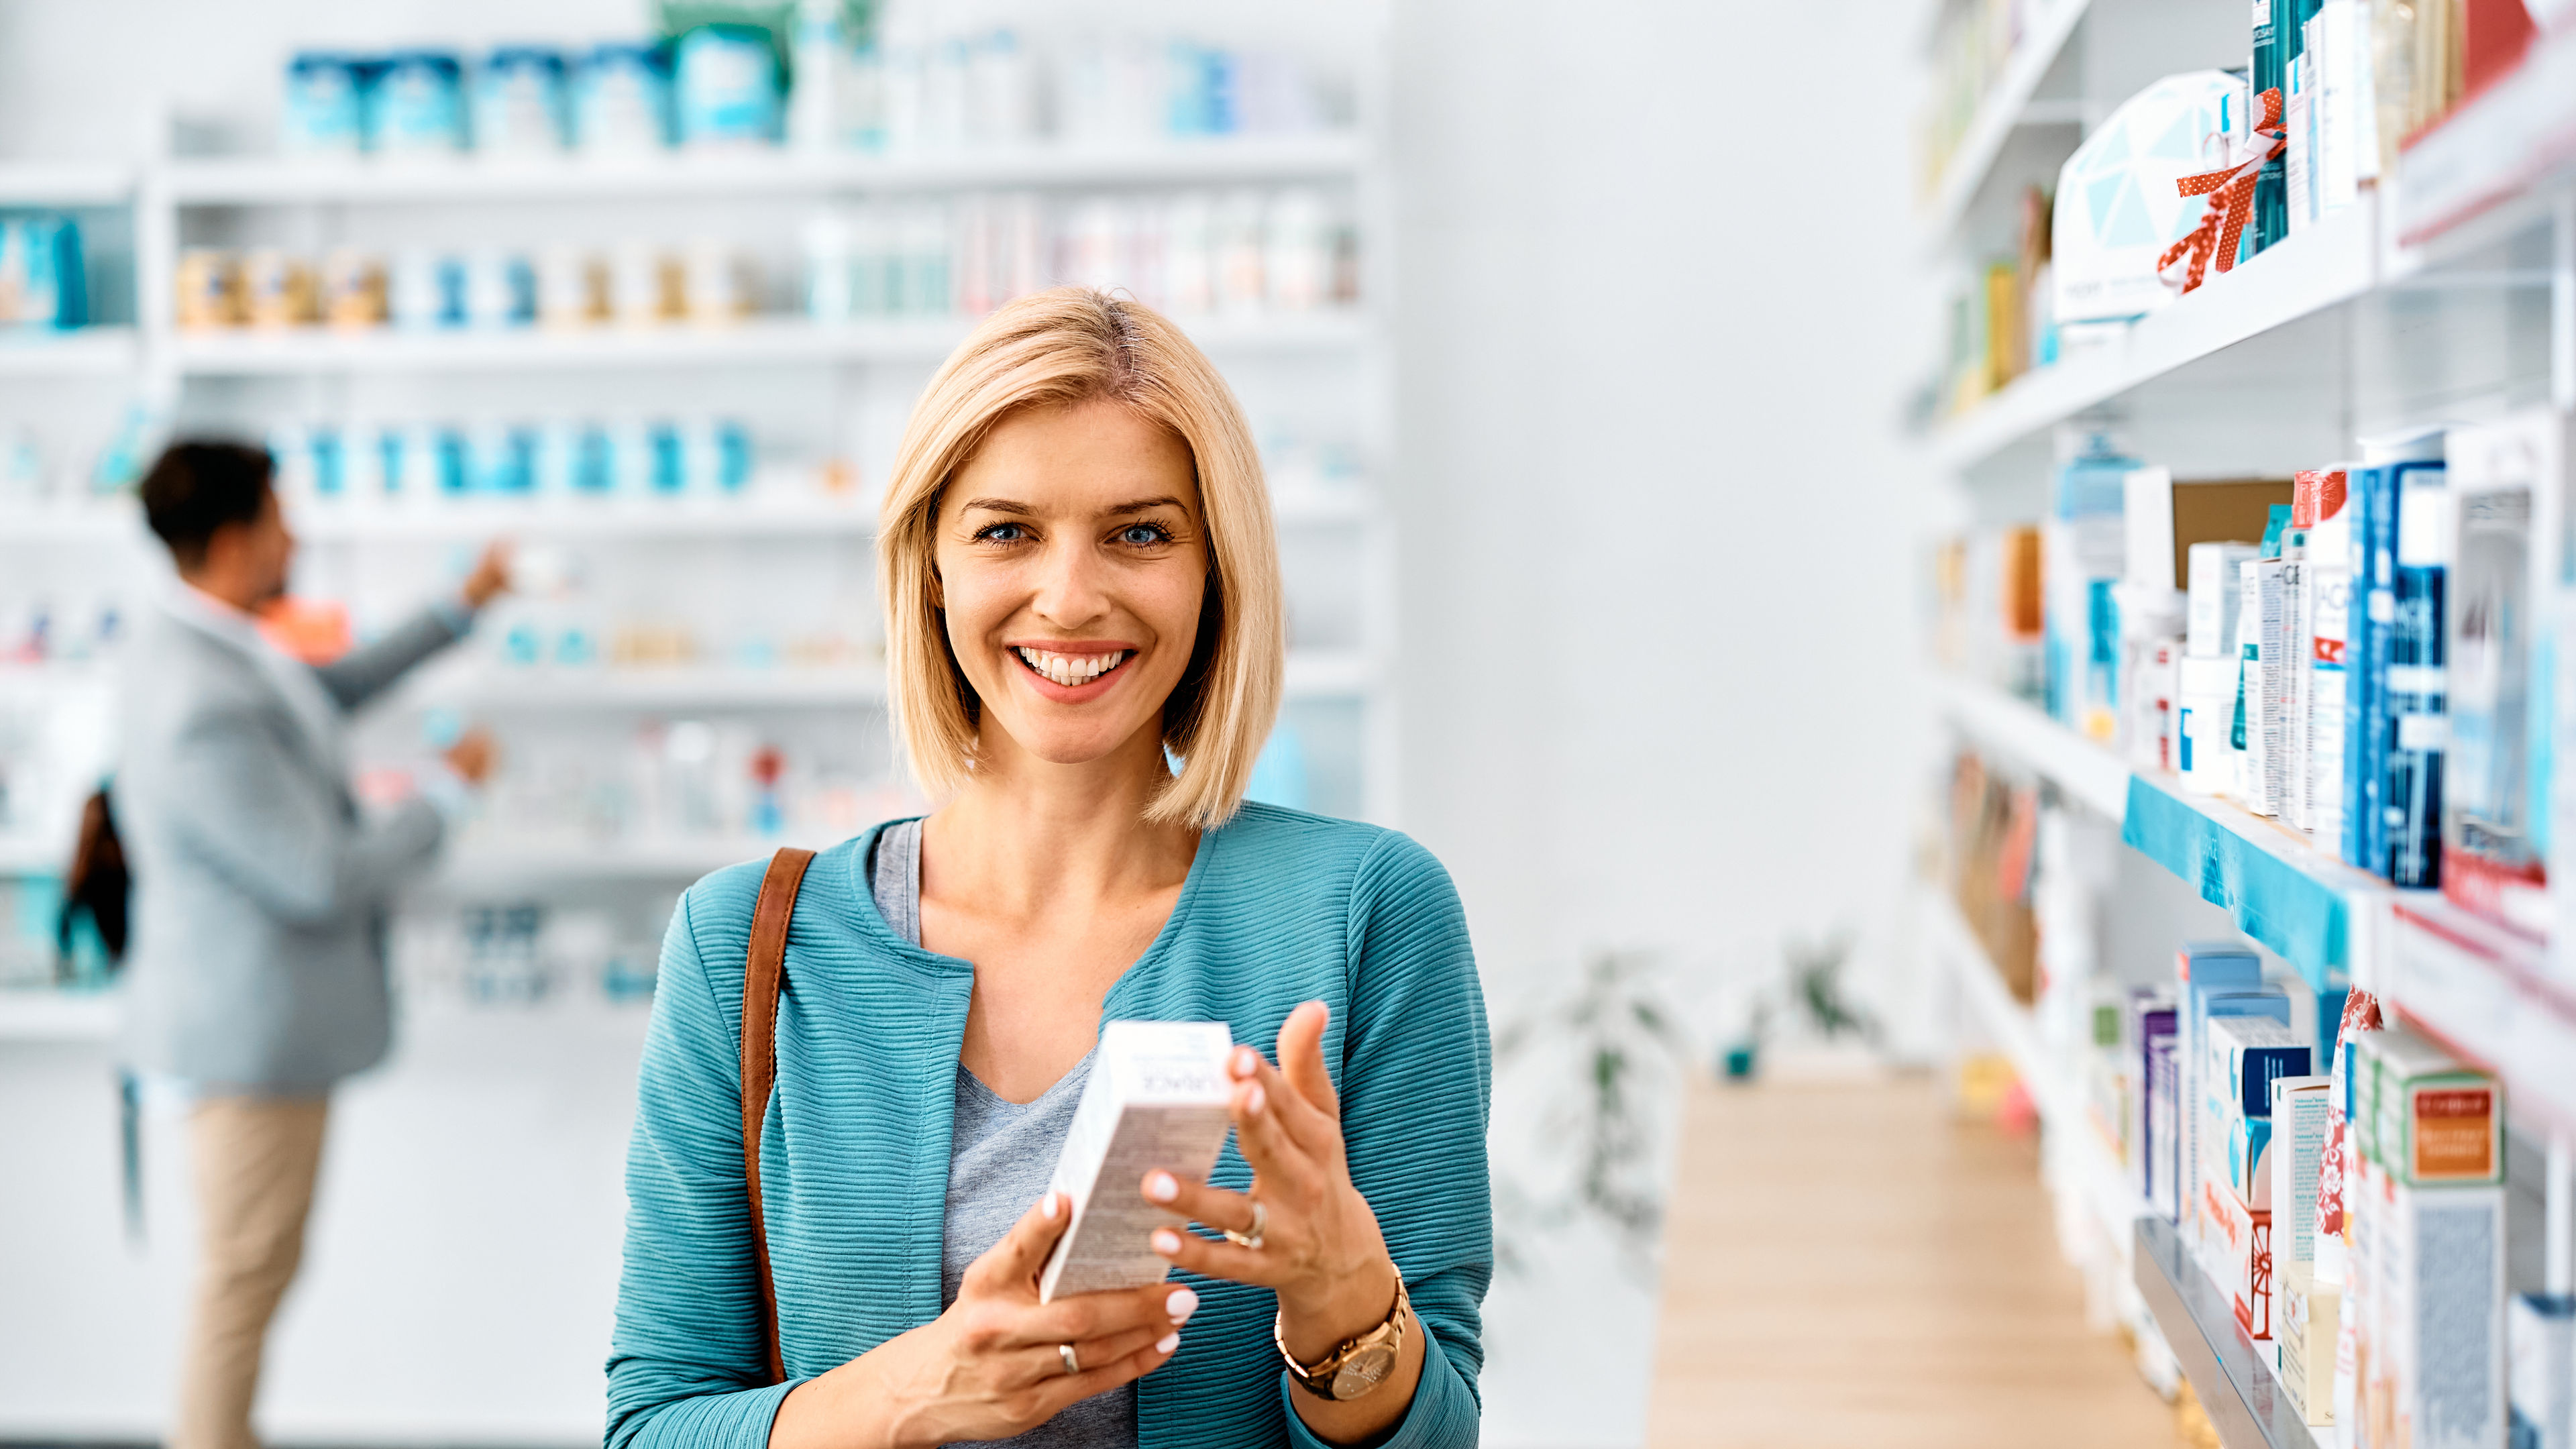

{"left": 606, "top": 289, "right": 1491, "bottom": 1449}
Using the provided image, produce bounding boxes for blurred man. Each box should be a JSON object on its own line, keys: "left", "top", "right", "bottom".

{"left": 116, "top": 441, "right": 507, "bottom": 1449}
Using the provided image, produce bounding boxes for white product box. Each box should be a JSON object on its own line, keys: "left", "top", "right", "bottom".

{"left": 2268, "top": 1075, "right": 2332, "bottom": 1272}
{"left": 2378, "top": 1181, "right": 2508, "bottom": 1449}
{"left": 2510, "top": 1293, "right": 2576, "bottom": 1449}
{"left": 2189, "top": 541, "right": 2259, "bottom": 658}
{"left": 2179, "top": 654, "right": 2243, "bottom": 794}
{"left": 2280, "top": 1259, "right": 2341, "bottom": 1426}
{"left": 1038, "top": 1020, "right": 1236, "bottom": 1302}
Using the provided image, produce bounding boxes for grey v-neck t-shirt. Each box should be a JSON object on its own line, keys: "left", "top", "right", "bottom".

{"left": 867, "top": 818, "right": 1138, "bottom": 1449}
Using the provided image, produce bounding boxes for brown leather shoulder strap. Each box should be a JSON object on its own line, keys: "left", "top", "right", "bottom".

{"left": 742, "top": 845, "right": 814, "bottom": 1387}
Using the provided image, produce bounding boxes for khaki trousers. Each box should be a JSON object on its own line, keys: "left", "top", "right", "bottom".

{"left": 173, "top": 1095, "right": 329, "bottom": 1449}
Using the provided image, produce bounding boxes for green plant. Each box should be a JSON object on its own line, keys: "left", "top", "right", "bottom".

{"left": 1493, "top": 951, "right": 1689, "bottom": 1280}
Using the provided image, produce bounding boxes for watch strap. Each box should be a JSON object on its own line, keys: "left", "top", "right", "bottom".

{"left": 1277, "top": 1277, "right": 1409, "bottom": 1401}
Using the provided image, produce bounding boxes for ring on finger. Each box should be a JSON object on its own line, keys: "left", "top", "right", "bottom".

{"left": 1059, "top": 1343, "right": 1080, "bottom": 1375}
{"left": 1222, "top": 1199, "right": 1268, "bottom": 1250}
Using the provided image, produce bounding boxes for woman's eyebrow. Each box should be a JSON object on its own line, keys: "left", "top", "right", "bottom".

{"left": 1101, "top": 495, "right": 1189, "bottom": 517}
{"left": 955, "top": 496, "right": 1036, "bottom": 517}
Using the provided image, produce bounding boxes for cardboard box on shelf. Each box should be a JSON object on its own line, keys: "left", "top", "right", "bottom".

{"left": 2205, "top": 1179, "right": 2275, "bottom": 1340}
{"left": 2268, "top": 1075, "right": 2332, "bottom": 1271}
{"left": 2279, "top": 1258, "right": 2340, "bottom": 1426}
{"left": 2373, "top": 1026, "right": 2503, "bottom": 1187}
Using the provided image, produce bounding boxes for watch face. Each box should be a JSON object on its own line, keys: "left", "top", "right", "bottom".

{"left": 1331, "top": 1344, "right": 1398, "bottom": 1401}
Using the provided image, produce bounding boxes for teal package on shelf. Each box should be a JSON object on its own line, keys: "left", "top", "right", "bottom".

{"left": 2121, "top": 774, "right": 2348, "bottom": 987}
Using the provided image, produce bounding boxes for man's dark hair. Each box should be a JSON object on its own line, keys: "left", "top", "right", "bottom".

{"left": 140, "top": 441, "right": 274, "bottom": 572}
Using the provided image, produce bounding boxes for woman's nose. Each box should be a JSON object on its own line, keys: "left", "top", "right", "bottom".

{"left": 1028, "top": 537, "right": 1111, "bottom": 627}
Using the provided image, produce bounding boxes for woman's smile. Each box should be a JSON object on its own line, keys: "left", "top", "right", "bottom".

{"left": 1011, "top": 643, "right": 1136, "bottom": 697}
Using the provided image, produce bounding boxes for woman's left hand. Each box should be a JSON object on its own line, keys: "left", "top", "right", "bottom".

{"left": 1139, "top": 1000, "right": 1402, "bottom": 1362}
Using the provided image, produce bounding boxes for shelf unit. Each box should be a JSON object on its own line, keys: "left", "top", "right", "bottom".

{"left": 1919, "top": 0, "right": 2093, "bottom": 246}
{"left": 1931, "top": 197, "right": 2379, "bottom": 472}
{"left": 0, "top": 987, "right": 119, "bottom": 1044}
{"left": 0, "top": 64, "right": 1402, "bottom": 1043}
{"left": 1917, "top": 4, "right": 2576, "bottom": 1428}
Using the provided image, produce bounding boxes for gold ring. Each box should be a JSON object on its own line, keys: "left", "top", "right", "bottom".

{"left": 1060, "top": 1343, "right": 1080, "bottom": 1375}
{"left": 1223, "top": 1199, "right": 1267, "bottom": 1250}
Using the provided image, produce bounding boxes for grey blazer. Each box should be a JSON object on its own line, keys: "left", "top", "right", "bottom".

{"left": 117, "top": 594, "right": 471, "bottom": 1092}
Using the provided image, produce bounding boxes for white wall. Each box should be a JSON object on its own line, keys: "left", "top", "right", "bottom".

{"left": 0, "top": 0, "right": 1939, "bottom": 1443}
{"left": 1387, "top": 1, "right": 1935, "bottom": 1441}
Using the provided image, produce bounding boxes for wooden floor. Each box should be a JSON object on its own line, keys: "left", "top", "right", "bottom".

{"left": 1645, "top": 1073, "right": 2182, "bottom": 1449}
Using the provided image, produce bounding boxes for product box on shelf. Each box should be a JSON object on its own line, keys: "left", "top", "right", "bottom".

{"left": 2268, "top": 1075, "right": 2331, "bottom": 1271}
{"left": 2132, "top": 995, "right": 2181, "bottom": 1214}
{"left": 2371, "top": 1178, "right": 2508, "bottom": 1449}
{"left": 2206, "top": 1014, "right": 2310, "bottom": 1207}
{"left": 2445, "top": 476, "right": 2540, "bottom": 920}
{"left": 2176, "top": 941, "right": 2267, "bottom": 1251}
{"left": 2243, "top": 551, "right": 2289, "bottom": 816}
{"left": 2193, "top": 988, "right": 2292, "bottom": 1255}
{"left": 2206, "top": 1177, "right": 2275, "bottom": 1340}
{"left": 2051, "top": 72, "right": 2250, "bottom": 325}
{"left": 2510, "top": 1293, "right": 2576, "bottom": 1449}
{"left": 2045, "top": 430, "right": 2136, "bottom": 741}
{"left": 2371, "top": 1027, "right": 2503, "bottom": 1188}
{"left": 2304, "top": 470, "right": 2356, "bottom": 847}
{"left": 2279, "top": 1258, "right": 2341, "bottom": 1425}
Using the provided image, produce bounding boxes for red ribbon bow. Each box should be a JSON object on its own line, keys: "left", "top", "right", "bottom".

{"left": 2157, "top": 87, "right": 2286, "bottom": 295}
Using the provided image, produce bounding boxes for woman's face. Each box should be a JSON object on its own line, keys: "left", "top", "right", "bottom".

{"left": 934, "top": 400, "right": 1208, "bottom": 774}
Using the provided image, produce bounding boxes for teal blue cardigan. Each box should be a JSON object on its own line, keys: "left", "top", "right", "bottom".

{"left": 605, "top": 804, "right": 1491, "bottom": 1449}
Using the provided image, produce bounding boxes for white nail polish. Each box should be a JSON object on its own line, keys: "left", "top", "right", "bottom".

{"left": 1041, "top": 1192, "right": 1059, "bottom": 1220}
{"left": 1166, "top": 1287, "right": 1199, "bottom": 1322}
{"left": 1157, "top": 1333, "right": 1180, "bottom": 1354}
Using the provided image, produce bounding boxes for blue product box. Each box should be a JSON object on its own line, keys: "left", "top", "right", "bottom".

{"left": 370, "top": 50, "right": 470, "bottom": 156}
{"left": 283, "top": 52, "right": 368, "bottom": 157}
{"left": 673, "top": 24, "right": 781, "bottom": 147}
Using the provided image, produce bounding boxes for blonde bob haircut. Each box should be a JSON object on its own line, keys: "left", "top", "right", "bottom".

{"left": 877, "top": 287, "right": 1284, "bottom": 830}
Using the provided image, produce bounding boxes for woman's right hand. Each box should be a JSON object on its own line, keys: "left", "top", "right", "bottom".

{"left": 769, "top": 1190, "right": 1194, "bottom": 1449}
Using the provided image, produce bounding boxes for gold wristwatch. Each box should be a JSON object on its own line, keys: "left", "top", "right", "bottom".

{"left": 1277, "top": 1277, "right": 1410, "bottom": 1401}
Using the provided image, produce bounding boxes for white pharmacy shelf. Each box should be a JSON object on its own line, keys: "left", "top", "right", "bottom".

{"left": 2382, "top": 894, "right": 2576, "bottom": 1137}
{"left": 171, "top": 310, "right": 1370, "bottom": 376}
{"left": 292, "top": 498, "right": 877, "bottom": 543}
{"left": 1935, "top": 673, "right": 2576, "bottom": 1138}
{"left": 1918, "top": 0, "right": 2092, "bottom": 247}
{"left": 2393, "top": 22, "right": 2576, "bottom": 249}
{"left": 2135, "top": 1216, "right": 2334, "bottom": 1449}
{"left": 164, "top": 133, "right": 1366, "bottom": 207}
{"left": 0, "top": 503, "right": 152, "bottom": 543}
{"left": 440, "top": 835, "right": 828, "bottom": 886}
{"left": 0, "top": 327, "right": 141, "bottom": 378}
{"left": 1929, "top": 196, "right": 2379, "bottom": 472}
{"left": 1931, "top": 674, "right": 2131, "bottom": 819}
{"left": 440, "top": 667, "right": 884, "bottom": 711}
{"left": 0, "top": 834, "right": 73, "bottom": 874}
{"left": 0, "top": 987, "right": 119, "bottom": 1044}
{"left": 0, "top": 162, "right": 133, "bottom": 206}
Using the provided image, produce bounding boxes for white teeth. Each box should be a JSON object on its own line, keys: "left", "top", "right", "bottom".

{"left": 1016, "top": 647, "right": 1126, "bottom": 687}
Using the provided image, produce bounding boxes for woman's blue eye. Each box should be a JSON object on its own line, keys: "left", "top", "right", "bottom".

{"left": 979, "top": 523, "right": 1027, "bottom": 543}
{"left": 1120, "top": 523, "right": 1170, "bottom": 545}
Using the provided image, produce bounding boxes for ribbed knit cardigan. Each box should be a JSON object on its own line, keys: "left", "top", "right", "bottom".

{"left": 605, "top": 804, "right": 1491, "bottom": 1449}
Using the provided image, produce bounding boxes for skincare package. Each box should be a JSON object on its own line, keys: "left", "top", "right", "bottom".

{"left": 1039, "top": 1020, "right": 1237, "bottom": 1301}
